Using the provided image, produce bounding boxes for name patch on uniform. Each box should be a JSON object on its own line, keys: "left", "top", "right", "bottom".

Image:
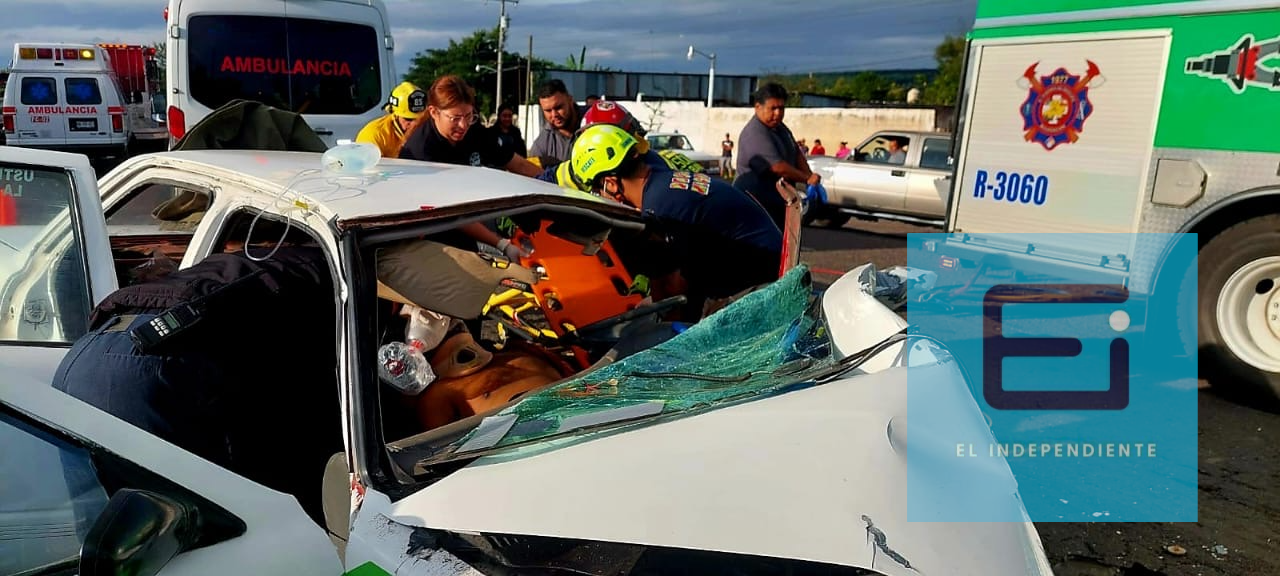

{"left": 669, "top": 171, "right": 711, "bottom": 195}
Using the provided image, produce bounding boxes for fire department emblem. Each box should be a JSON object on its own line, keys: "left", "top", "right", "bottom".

{"left": 1018, "top": 60, "right": 1102, "bottom": 150}
{"left": 1185, "top": 34, "right": 1280, "bottom": 94}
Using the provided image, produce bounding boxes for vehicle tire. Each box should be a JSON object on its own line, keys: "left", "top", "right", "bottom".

{"left": 1198, "top": 214, "right": 1280, "bottom": 409}
{"left": 801, "top": 205, "right": 850, "bottom": 229}
{"left": 822, "top": 212, "right": 851, "bottom": 228}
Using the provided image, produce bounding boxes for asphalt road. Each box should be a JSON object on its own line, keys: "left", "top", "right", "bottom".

{"left": 799, "top": 219, "right": 1280, "bottom": 576}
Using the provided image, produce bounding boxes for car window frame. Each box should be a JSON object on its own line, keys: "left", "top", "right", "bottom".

{"left": 918, "top": 136, "right": 953, "bottom": 171}
{"left": 0, "top": 160, "right": 96, "bottom": 347}
{"left": 104, "top": 179, "right": 215, "bottom": 238}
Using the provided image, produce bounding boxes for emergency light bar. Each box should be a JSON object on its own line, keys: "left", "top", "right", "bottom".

{"left": 18, "top": 47, "right": 95, "bottom": 60}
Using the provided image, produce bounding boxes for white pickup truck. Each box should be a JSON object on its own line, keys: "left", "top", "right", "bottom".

{"left": 645, "top": 132, "right": 722, "bottom": 176}
{"left": 805, "top": 130, "right": 954, "bottom": 228}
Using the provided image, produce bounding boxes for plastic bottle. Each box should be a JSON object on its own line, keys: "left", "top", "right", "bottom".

{"left": 322, "top": 142, "right": 381, "bottom": 174}
{"left": 377, "top": 340, "right": 435, "bottom": 395}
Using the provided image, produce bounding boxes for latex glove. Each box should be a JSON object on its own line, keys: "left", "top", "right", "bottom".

{"left": 496, "top": 238, "right": 533, "bottom": 261}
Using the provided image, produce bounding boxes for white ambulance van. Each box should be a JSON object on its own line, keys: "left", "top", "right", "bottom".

{"left": 163, "top": 0, "right": 397, "bottom": 148}
{"left": 2, "top": 44, "right": 130, "bottom": 159}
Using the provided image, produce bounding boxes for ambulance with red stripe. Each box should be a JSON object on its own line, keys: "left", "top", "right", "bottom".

{"left": 2, "top": 43, "right": 130, "bottom": 159}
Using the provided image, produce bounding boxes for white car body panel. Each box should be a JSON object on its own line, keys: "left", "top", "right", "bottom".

{"left": 1, "top": 371, "right": 344, "bottom": 575}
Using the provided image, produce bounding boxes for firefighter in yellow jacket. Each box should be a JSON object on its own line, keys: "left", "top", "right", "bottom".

{"left": 356, "top": 82, "right": 426, "bottom": 158}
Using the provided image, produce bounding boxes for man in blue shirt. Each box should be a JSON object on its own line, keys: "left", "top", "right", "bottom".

{"left": 570, "top": 124, "right": 783, "bottom": 318}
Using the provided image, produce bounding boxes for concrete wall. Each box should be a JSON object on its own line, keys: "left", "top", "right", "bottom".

{"left": 516, "top": 101, "right": 937, "bottom": 159}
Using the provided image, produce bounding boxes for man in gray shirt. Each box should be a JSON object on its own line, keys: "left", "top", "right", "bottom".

{"left": 734, "top": 82, "right": 820, "bottom": 230}
{"left": 528, "top": 79, "right": 582, "bottom": 165}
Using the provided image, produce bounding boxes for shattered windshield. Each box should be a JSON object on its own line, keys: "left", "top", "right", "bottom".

{"left": 409, "top": 265, "right": 836, "bottom": 466}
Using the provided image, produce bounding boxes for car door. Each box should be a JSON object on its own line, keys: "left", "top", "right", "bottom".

{"left": 0, "top": 149, "right": 349, "bottom": 574}
{"left": 829, "top": 133, "right": 911, "bottom": 212}
{"left": 903, "top": 136, "right": 953, "bottom": 219}
{"left": 1, "top": 369, "right": 343, "bottom": 576}
{"left": 0, "top": 146, "right": 115, "bottom": 383}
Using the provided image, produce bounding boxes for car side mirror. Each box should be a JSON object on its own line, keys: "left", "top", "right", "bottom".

{"left": 80, "top": 488, "right": 198, "bottom": 576}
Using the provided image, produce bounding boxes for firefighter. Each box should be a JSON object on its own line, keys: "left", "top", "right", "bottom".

{"left": 356, "top": 81, "right": 427, "bottom": 159}
{"left": 540, "top": 100, "right": 701, "bottom": 191}
{"left": 570, "top": 124, "right": 782, "bottom": 319}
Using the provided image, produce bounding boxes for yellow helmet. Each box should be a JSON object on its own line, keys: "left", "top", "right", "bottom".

{"left": 386, "top": 81, "right": 427, "bottom": 119}
{"left": 571, "top": 124, "right": 638, "bottom": 188}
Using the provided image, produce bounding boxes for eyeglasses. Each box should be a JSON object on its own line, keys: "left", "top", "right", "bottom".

{"left": 439, "top": 111, "right": 479, "bottom": 126}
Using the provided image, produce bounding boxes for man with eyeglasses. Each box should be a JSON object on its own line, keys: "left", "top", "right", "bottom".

{"left": 399, "top": 75, "right": 542, "bottom": 261}
{"left": 399, "top": 75, "right": 541, "bottom": 178}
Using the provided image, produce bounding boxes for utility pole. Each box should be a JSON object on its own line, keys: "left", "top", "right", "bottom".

{"left": 524, "top": 36, "right": 535, "bottom": 138}
{"left": 495, "top": 0, "right": 517, "bottom": 114}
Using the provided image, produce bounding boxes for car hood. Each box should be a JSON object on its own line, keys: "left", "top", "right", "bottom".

{"left": 808, "top": 156, "right": 840, "bottom": 179}
{"left": 369, "top": 267, "right": 1051, "bottom": 575}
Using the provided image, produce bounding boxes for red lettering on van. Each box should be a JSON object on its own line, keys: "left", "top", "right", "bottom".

{"left": 220, "top": 56, "right": 352, "bottom": 77}
{"left": 25, "top": 106, "right": 99, "bottom": 115}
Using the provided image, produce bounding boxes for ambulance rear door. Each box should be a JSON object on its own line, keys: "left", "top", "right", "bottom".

{"left": 6, "top": 74, "right": 68, "bottom": 149}
{"left": 945, "top": 29, "right": 1172, "bottom": 267}
{"left": 60, "top": 72, "right": 123, "bottom": 150}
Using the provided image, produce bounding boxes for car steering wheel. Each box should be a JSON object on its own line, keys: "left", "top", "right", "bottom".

{"left": 871, "top": 148, "right": 889, "bottom": 162}
{"left": 570, "top": 295, "right": 688, "bottom": 344}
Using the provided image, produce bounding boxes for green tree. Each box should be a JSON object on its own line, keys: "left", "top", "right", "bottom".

{"left": 151, "top": 41, "right": 166, "bottom": 87}
{"left": 403, "top": 27, "right": 552, "bottom": 115}
{"left": 921, "top": 35, "right": 966, "bottom": 105}
{"left": 840, "top": 71, "right": 895, "bottom": 102}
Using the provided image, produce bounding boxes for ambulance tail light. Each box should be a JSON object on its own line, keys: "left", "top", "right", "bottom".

{"left": 168, "top": 106, "right": 185, "bottom": 140}
{"left": 111, "top": 112, "right": 124, "bottom": 133}
{"left": 2, "top": 110, "right": 14, "bottom": 134}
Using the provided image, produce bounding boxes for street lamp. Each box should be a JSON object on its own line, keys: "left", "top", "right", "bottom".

{"left": 687, "top": 45, "right": 716, "bottom": 108}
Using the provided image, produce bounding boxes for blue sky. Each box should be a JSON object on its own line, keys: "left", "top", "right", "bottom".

{"left": 2, "top": 0, "right": 976, "bottom": 78}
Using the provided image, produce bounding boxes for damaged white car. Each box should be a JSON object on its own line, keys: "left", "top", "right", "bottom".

{"left": 0, "top": 142, "right": 1053, "bottom": 576}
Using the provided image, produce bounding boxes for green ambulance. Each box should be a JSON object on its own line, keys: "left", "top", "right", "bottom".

{"left": 938, "top": 0, "right": 1280, "bottom": 405}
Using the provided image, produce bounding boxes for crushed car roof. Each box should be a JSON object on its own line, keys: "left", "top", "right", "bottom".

{"left": 123, "top": 150, "right": 599, "bottom": 222}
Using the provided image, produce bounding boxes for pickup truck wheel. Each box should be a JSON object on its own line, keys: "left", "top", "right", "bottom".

{"left": 801, "top": 205, "right": 850, "bottom": 228}
{"left": 1199, "top": 214, "right": 1280, "bottom": 409}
